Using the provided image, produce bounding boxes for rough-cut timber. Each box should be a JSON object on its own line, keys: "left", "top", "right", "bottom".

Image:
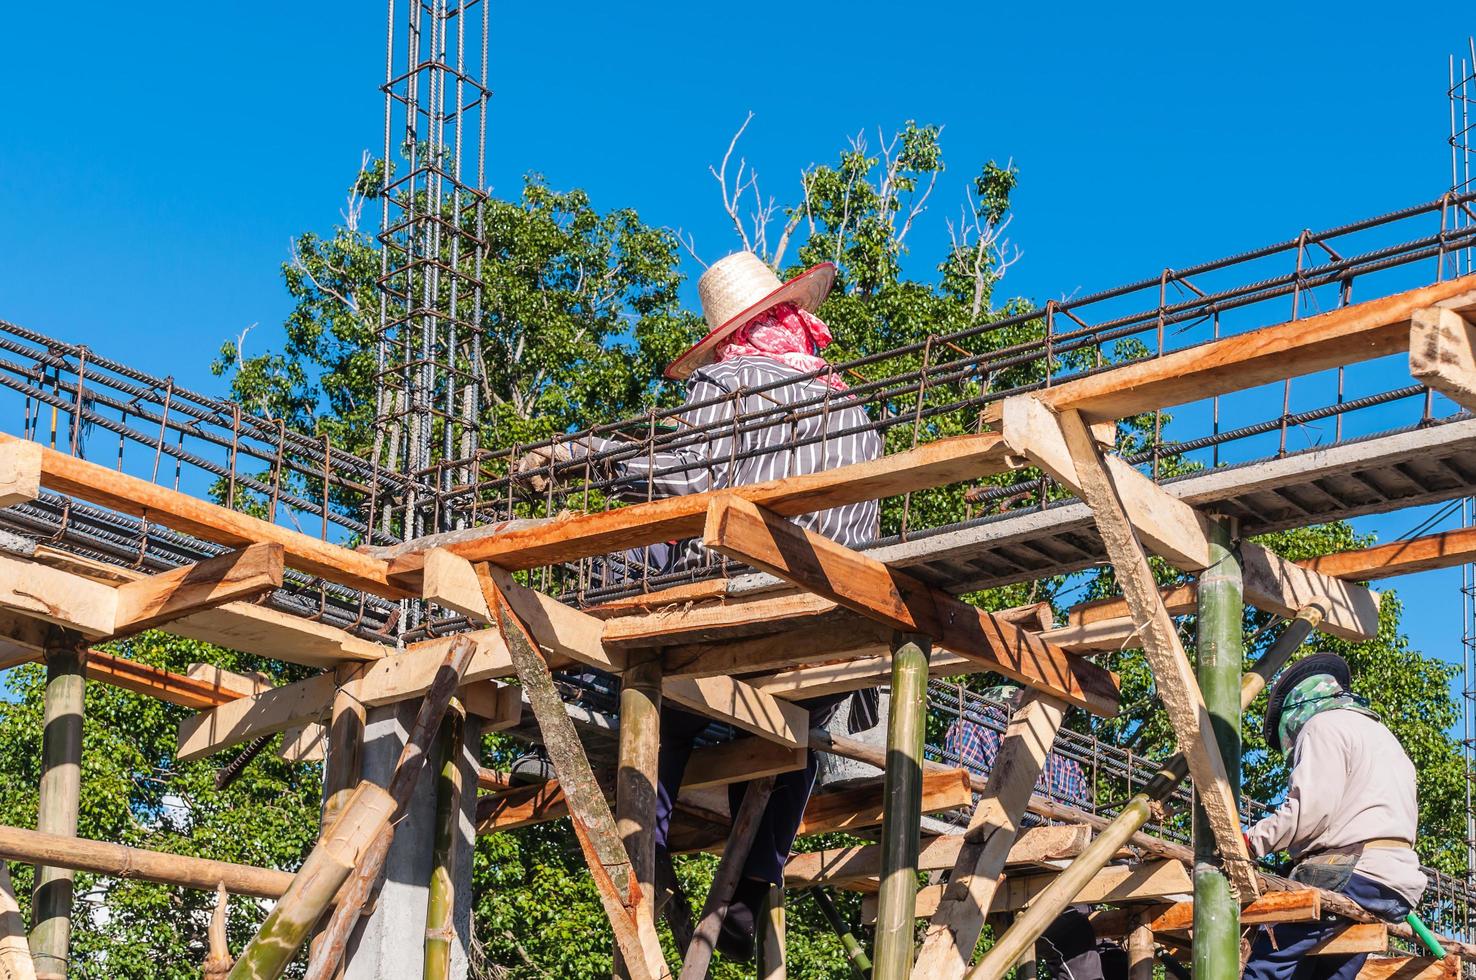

{"left": 1357, "top": 956, "right": 1459, "bottom": 980}
{"left": 111, "top": 544, "right": 284, "bottom": 636}
{"left": 0, "top": 861, "right": 35, "bottom": 980}
{"left": 701, "top": 495, "right": 1119, "bottom": 715}
{"left": 0, "top": 440, "right": 41, "bottom": 511}
{"left": 0, "top": 434, "right": 406, "bottom": 598}
{"left": 1411, "top": 306, "right": 1476, "bottom": 410}
{"left": 1028, "top": 401, "right": 1258, "bottom": 897}
{"left": 783, "top": 823, "right": 1090, "bottom": 889}
{"left": 911, "top": 694, "right": 1067, "bottom": 980}
{"left": 1089, "top": 889, "right": 1321, "bottom": 936}
{"left": 994, "top": 276, "right": 1476, "bottom": 424}
{"left": 679, "top": 776, "right": 776, "bottom": 980}
{"left": 872, "top": 859, "right": 1194, "bottom": 921}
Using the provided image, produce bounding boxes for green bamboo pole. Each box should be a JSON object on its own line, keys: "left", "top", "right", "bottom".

{"left": 227, "top": 781, "right": 394, "bottom": 980}
{"left": 757, "top": 883, "right": 786, "bottom": 980}
{"left": 809, "top": 887, "right": 870, "bottom": 979}
{"left": 1193, "top": 518, "right": 1243, "bottom": 980}
{"left": 423, "top": 700, "right": 465, "bottom": 980}
{"left": 872, "top": 632, "right": 931, "bottom": 980}
{"left": 29, "top": 636, "right": 84, "bottom": 980}
{"left": 968, "top": 604, "right": 1323, "bottom": 979}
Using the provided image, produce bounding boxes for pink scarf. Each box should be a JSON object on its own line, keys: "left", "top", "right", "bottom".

{"left": 715, "top": 302, "right": 846, "bottom": 390}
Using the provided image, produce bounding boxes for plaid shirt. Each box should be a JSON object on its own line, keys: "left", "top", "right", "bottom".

{"left": 944, "top": 710, "right": 1090, "bottom": 805}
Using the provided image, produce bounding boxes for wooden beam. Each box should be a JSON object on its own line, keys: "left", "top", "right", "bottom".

{"left": 85, "top": 651, "right": 244, "bottom": 710}
{"left": 1023, "top": 401, "right": 1258, "bottom": 897}
{"left": 0, "top": 860, "right": 35, "bottom": 980}
{"left": 1308, "top": 923, "right": 1389, "bottom": 955}
{"left": 390, "top": 433, "right": 1016, "bottom": 577}
{"left": 0, "top": 439, "right": 41, "bottom": 510}
{"left": 784, "top": 824, "right": 1090, "bottom": 889}
{"left": 911, "top": 693, "right": 1068, "bottom": 980}
{"left": 1411, "top": 306, "right": 1476, "bottom": 410}
{"left": 604, "top": 592, "right": 852, "bottom": 650}
{"left": 1092, "top": 889, "right": 1321, "bottom": 937}
{"left": 111, "top": 543, "right": 283, "bottom": 636}
{"left": 701, "top": 494, "right": 1119, "bottom": 716}
{"left": 868, "top": 859, "right": 1194, "bottom": 922}
{"left": 988, "top": 275, "right": 1476, "bottom": 425}
{"left": 747, "top": 648, "right": 979, "bottom": 699}
{"left": 663, "top": 675, "right": 808, "bottom": 748}
{"left": 0, "top": 433, "right": 406, "bottom": 598}
{"left": 1358, "top": 956, "right": 1459, "bottom": 980}
{"left": 1302, "top": 525, "right": 1476, "bottom": 581}
{"left": 1002, "top": 394, "right": 1380, "bottom": 641}
{"left": 0, "top": 551, "right": 117, "bottom": 636}
{"left": 795, "top": 769, "right": 973, "bottom": 836}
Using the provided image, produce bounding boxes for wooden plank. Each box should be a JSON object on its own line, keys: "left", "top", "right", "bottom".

{"left": 870, "top": 859, "right": 1194, "bottom": 921}
{"left": 0, "top": 439, "right": 41, "bottom": 509}
{"left": 784, "top": 824, "right": 1090, "bottom": 889}
{"left": 1303, "top": 526, "right": 1476, "bottom": 581}
{"left": 0, "top": 551, "right": 117, "bottom": 636}
{"left": 1093, "top": 888, "right": 1321, "bottom": 936}
{"left": 663, "top": 675, "right": 809, "bottom": 748}
{"left": 1003, "top": 394, "right": 1380, "bottom": 641}
{"left": 702, "top": 494, "right": 1119, "bottom": 716}
{"left": 1411, "top": 306, "right": 1476, "bottom": 410}
{"left": 604, "top": 592, "right": 850, "bottom": 650}
{"left": 277, "top": 723, "right": 325, "bottom": 763}
{"left": 991, "top": 276, "right": 1476, "bottom": 424}
{"left": 748, "top": 648, "right": 979, "bottom": 699}
{"left": 795, "top": 769, "right": 972, "bottom": 836}
{"left": 0, "top": 433, "right": 407, "bottom": 598}
{"left": 177, "top": 672, "right": 338, "bottom": 761}
{"left": 111, "top": 543, "right": 284, "bottom": 636}
{"left": 85, "top": 651, "right": 244, "bottom": 710}
{"left": 1308, "top": 923, "right": 1389, "bottom": 955}
{"left": 1026, "top": 401, "right": 1258, "bottom": 897}
{"left": 1358, "top": 956, "right": 1459, "bottom": 980}
{"left": 391, "top": 432, "right": 1015, "bottom": 575}
{"left": 912, "top": 693, "right": 1068, "bottom": 980}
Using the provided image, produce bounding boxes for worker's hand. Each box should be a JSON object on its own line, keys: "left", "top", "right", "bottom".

{"left": 1243, "top": 831, "right": 1255, "bottom": 857}
{"left": 513, "top": 443, "right": 573, "bottom": 493}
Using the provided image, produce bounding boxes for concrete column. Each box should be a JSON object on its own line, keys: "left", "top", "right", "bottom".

{"left": 342, "top": 701, "right": 480, "bottom": 980}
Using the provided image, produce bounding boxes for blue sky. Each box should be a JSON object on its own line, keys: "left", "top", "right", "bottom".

{"left": 2, "top": 3, "right": 1474, "bottom": 688}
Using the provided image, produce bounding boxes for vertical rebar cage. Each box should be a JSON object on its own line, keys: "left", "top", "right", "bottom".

{"left": 375, "top": 0, "right": 491, "bottom": 540}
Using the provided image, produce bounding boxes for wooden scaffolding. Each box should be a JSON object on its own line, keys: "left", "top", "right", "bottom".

{"left": 3, "top": 277, "right": 1476, "bottom": 977}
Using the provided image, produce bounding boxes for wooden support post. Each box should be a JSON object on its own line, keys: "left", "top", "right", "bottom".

{"left": 423, "top": 701, "right": 465, "bottom": 980}
{"left": 678, "top": 776, "right": 776, "bottom": 980}
{"left": 0, "top": 862, "right": 36, "bottom": 980}
{"left": 307, "top": 667, "right": 366, "bottom": 971}
{"left": 615, "top": 654, "right": 662, "bottom": 980}
{"left": 757, "top": 884, "right": 786, "bottom": 980}
{"left": 910, "top": 694, "right": 1067, "bottom": 980}
{"left": 202, "top": 883, "right": 233, "bottom": 979}
{"left": 1019, "top": 401, "right": 1257, "bottom": 896}
{"left": 1194, "top": 518, "right": 1243, "bottom": 980}
{"left": 29, "top": 634, "right": 83, "bottom": 980}
{"left": 874, "top": 634, "right": 930, "bottom": 980}
{"left": 227, "top": 781, "right": 395, "bottom": 980}
{"left": 478, "top": 568, "right": 666, "bottom": 980}
{"left": 1126, "top": 912, "right": 1154, "bottom": 980}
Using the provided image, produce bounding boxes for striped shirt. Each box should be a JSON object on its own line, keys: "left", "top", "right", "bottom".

{"left": 945, "top": 715, "right": 1090, "bottom": 806}
{"left": 578, "top": 357, "right": 882, "bottom": 571}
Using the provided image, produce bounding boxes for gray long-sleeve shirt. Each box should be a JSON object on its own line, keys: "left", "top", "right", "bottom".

{"left": 1245, "top": 709, "right": 1426, "bottom": 905}
{"left": 579, "top": 357, "right": 882, "bottom": 569}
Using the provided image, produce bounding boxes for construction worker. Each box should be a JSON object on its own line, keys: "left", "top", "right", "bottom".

{"left": 516, "top": 251, "right": 882, "bottom": 961}
{"left": 1242, "top": 652, "right": 1426, "bottom": 980}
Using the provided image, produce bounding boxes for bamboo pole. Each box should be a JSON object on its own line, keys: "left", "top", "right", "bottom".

{"left": 202, "top": 883, "right": 233, "bottom": 978}
{"left": 29, "top": 636, "right": 84, "bottom": 980}
{"left": 1126, "top": 911, "right": 1154, "bottom": 980}
{"left": 423, "top": 700, "right": 465, "bottom": 980}
{"left": 615, "top": 655, "right": 662, "bottom": 980}
{"left": 305, "top": 634, "right": 479, "bottom": 980}
{"left": 678, "top": 775, "right": 776, "bottom": 980}
{"left": 227, "top": 780, "right": 394, "bottom": 980}
{"left": 968, "top": 605, "right": 1323, "bottom": 979}
{"left": 809, "top": 887, "right": 870, "bottom": 979}
{"left": 309, "top": 678, "right": 365, "bottom": 975}
{"left": 873, "top": 633, "right": 931, "bottom": 980}
{"left": 0, "top": 862, "right": 36, "bottom": 980}
{"left": 1193, "top": 519, "right": 1242, "bottom": 979}
{"left": 758, "top": 883, "right": 786, "bottom": 980}
{"left": 0, "top": 824, "right": 292, "bottom": 898}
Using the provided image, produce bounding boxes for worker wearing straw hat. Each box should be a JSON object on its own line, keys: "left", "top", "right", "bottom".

{"left": 1243, "top": 653, "right": 1426, "bottom": 980}
{"left": 517, "top": 251, "right": 883, "bottom": 961}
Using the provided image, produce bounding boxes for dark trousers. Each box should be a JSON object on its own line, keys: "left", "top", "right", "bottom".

{"left": 654, "top": 694, "right": 848, "bottom": 885}
{"left": 1040, "top": 906, "right": 1128, "bottom": 980}
{"left": 1243, "top": 872, "right": 1413, "bottom": 980}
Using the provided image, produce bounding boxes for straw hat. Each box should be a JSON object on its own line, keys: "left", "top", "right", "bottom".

{"left": 665, "top": 251, "right": 836, "bottom": 380}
